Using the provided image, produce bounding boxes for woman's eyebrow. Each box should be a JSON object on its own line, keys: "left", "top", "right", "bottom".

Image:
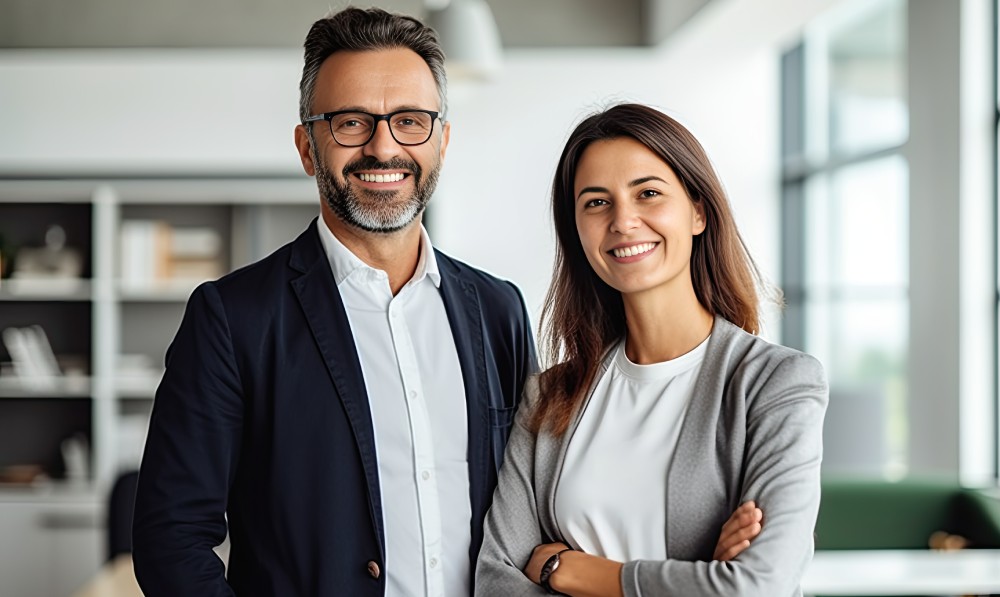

{"left": 577, "top": 186, "right": 608, "bottom": 199}
{"left": 629, "top": 175, "right": 668, "bottom": 187}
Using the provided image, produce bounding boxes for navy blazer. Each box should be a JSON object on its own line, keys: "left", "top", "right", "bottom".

{"left": 132, "top": 221, "right": 536, "bottom": 596}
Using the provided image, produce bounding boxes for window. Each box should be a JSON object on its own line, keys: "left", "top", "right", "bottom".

{"left": 781, "top": 0, "right": 908, "bottom": 478}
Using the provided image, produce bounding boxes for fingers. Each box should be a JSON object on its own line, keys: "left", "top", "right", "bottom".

{"left": 713, "top": 501, "right": 764, "bottom": 561}
{"left": 716, "top": 519, "right": 762, "bottom": 559}
{"left": 716, "top": 539, "right": 752, "bottom": 561}
{"left": 719, "top": 502, "right": 761, "bottom": 537}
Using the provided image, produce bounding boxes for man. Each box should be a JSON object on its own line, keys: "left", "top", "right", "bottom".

{"left": 132, "top": 8, "right": 536, "bottom": 596}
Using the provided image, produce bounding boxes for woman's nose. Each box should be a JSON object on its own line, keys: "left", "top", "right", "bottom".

{"left": 610, "top": 203, "right": 641, "bottom": 234}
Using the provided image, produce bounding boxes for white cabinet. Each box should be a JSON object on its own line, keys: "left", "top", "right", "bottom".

{"left": 0, "top": 492, "right": 101, "bottom": 597}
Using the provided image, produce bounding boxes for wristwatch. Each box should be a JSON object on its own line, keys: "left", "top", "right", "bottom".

{"left": 539, "top": 548, "right": 573, "bottom": 594}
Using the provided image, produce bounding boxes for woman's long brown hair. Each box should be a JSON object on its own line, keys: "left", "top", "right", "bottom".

{"left": 533, "top": 104, "right": 767, "bottom": 435}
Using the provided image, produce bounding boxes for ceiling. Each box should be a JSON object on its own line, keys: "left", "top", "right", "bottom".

{"left": 0, "top": 0, "right": 712, "bottom": 49}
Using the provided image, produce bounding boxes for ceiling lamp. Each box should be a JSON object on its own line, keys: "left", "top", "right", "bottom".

{"left": 425, "top": 0, "right": 503, "bottom": 80}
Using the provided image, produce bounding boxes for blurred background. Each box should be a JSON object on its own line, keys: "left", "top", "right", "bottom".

{"left": 0, "top": 0, "right": 997, "bottom": 594}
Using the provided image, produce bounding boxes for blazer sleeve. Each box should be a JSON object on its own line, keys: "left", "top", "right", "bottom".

{"left": 475, "top": 378, "right": 550, "bottom": 596}
{"left": 621, "top": 353, "right": 829, "bottom": 597}
{"left": 509, "top": 280, "right": 540, "bottom": 387}
{"left": 132, "top": 282, "right": 242, "bottom": 597}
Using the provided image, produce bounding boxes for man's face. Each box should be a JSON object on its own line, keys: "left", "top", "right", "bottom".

{"left": 294, "top": 48, "right": 450, "bottom": 234}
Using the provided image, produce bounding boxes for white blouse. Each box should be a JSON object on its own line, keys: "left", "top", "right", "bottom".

{"left": 554, "top": 336, "right": 709, "bottom": 562}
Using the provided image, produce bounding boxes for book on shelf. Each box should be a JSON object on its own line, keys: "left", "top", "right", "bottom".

{"left": 120, "top": 220, "right": 171, "bottom": 287}
{"left": 1, "top": 325, "right": 62, "bottom": 390}
{"left": 120, "top": 220, "right": 224, "bottom": 289}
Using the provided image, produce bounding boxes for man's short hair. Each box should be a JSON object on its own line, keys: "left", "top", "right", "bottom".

{"left": 299, "top": 7, "right": 448, "bottom": 122}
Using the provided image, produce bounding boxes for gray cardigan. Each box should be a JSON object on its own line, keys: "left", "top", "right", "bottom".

{"left": 475, "top": 317, "right": 828, "bottom": 596}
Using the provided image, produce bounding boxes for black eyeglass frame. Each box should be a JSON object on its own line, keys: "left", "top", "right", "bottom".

{"left": 302, "top": 109, "right": 442, "bottom": 147}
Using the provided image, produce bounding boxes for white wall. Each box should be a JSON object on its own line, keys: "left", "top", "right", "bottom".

{"left": 0, "top": 49, "right": 304, "bottom": 174}
{"left": 0, "top": 0, "right": 845, "bottom": 342}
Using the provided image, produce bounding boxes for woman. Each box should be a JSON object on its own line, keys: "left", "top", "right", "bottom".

{"left": 475, "top": 104, "right": 828, "bottom": 597}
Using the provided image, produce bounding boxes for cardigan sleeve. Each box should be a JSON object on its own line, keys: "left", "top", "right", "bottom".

{"left": 620, "top": 352, "right": 828, "bottom": 597}
{"left": 475, "top": 378, "right": 551, "bottom": 596}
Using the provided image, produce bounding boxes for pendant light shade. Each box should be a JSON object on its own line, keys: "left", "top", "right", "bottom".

{"left": 426, "top": 0, "right": 503, "bottom": 80}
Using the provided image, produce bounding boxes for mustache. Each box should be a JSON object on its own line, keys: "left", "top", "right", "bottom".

{"left": 342, "top": 156, "right": 422, "bottom": 178}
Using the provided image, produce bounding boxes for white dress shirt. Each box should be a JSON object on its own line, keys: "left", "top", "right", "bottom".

{"left": 316, "top": 218, "right": 470, "bottom": 597}
{"left": 554, "top": 336, "right": 709, "bottom": 562}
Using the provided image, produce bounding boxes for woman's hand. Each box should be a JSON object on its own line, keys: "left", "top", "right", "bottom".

{"left": 524, "top": 541, "right": 570, "bottom": 584}
{"left": 713, "top": 500, "right": 763, "bottom": 560}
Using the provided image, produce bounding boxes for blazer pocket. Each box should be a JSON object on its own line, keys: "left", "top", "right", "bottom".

{"left": 488, "top": 405, "right": 516, "bottom": 428}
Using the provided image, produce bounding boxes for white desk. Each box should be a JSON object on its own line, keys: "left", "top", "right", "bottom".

{"left": 72, "top": 555, "right": 142, "bottom": 597}
{"left": 802, "top": 549, "right": 1000, "bottom": 596}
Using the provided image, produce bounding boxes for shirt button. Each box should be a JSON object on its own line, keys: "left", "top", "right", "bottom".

{"left": 409, "top": 390, "right": 418, "bottom": 400}
{"left": 367, "top": 560, "right": 381, "bottom": 579}
{"left": 421, "top": 470, "right": 431, "bottom": 481}
{"left": 429, "top": 557, "right": 438, "bottom": 569}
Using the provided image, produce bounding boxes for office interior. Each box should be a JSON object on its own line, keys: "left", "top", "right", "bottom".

{"left": 1, "top": 0, "right": 999, "bottom": 595}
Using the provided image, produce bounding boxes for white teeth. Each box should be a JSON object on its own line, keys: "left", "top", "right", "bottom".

{"left": 359, "top": 172, "right": 405, "bottom": 183}
{"left": 612, "top": 242, "right": 656, "bottom": 258}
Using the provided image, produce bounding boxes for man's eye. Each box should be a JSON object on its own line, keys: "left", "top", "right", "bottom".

{"left": 343, "top": 120, "right": 363, "bottom": 128}
{"left": 398, "top": 118, "right": 416, "bottom": 126}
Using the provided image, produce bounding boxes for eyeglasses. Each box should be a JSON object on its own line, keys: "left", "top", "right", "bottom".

{"left": 302, "top": 109, "right": 441, "bottom": 147}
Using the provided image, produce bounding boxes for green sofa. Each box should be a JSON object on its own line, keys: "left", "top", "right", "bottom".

{"left": 815, "top": 478, "right": 1000, "bottom": 550}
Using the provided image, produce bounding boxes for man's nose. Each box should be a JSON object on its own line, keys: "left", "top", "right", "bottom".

{"left": 362, "top": 120, "right": 403, "bottom": 161}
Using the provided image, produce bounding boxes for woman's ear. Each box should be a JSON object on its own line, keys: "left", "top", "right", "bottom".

{"left": 692, "top": 201, "right": 707, "bottom": 236}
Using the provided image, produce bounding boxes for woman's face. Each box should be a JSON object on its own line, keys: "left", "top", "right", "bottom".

{"left": 573, "top": 137, "right": 705, "bottom": 300}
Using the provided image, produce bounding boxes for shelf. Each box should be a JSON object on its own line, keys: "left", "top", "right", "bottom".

{"left": 117, "top": 280, "right": 199, "bottom": 302}
{"left": 115, "top": 374, "right": 161, "bottom": 399}
{"left": 0, "top": 278, "right": 92, "bottom": 301}
{"left": 0, "top": 481, "right": 99, "bottom": 503}
{"left": 0, "top": 376, "right": 92, "bottom": 398}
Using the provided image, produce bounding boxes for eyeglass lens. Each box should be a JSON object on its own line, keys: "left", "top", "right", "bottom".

{"left": 330, "top": 112, "right": 435, "bottom": 146}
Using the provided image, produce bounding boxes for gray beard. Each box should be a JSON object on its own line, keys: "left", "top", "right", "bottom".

{"left": 314, "top": 154, "right": 441, "bottom": 234}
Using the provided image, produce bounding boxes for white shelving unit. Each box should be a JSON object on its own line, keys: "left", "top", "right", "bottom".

{"left": 0, "top": 177, "right": 319, "bottom": 490}
{"left": 0, "top": 50, "right": 317, "bottom": 594}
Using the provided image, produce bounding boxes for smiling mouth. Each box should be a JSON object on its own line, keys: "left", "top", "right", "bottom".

{"left": 609, "top": 242, "right": 658, "bottom": 258}
{"left": 355, "top": 172, "right": 409, "bottom": 183}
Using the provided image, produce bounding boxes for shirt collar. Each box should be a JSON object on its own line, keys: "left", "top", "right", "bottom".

{"left": 315, "top": 216, "right": 441, "bottom": 289}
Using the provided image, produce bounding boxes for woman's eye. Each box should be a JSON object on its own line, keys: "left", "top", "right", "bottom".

{"left": 584, "top": 198, "right": 608, "bottom": 208}
{"left": 640, "top": 189, "right": 660, "bottom": 198}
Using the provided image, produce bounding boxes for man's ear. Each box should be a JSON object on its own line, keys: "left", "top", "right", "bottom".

{"left": 294, "top": 124, "right": 316, "bottom": 176}
{"left": 439, "top": 120, "right": 451, "bottom": 162}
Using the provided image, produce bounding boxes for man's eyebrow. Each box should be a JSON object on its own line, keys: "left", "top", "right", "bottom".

{"left": 324, "top": 105, "right": 433, "bottom": 113}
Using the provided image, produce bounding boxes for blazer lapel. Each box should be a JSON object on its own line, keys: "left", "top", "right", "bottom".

{"left": 666, "top": 316, "right": 734, "bottom": 559}
{"left": 435, "top": 253, "right": 491, "bottom": 559}
{"left": 288, "top": 222, "right": 385, "bottom": 557}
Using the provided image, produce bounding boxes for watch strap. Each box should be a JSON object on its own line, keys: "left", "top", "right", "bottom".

{"left": 539, "top": 548, "right": 573, "bottom": 594}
